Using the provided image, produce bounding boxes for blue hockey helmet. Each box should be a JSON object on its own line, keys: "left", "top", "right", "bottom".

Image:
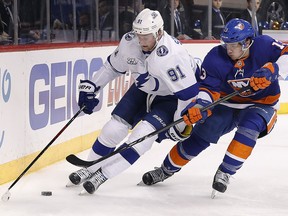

{"left": 220, "top": 18, "right": 255, "bottom": 45}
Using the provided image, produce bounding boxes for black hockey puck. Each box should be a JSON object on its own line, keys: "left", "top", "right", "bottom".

{"left": 41, "top": 191, "right": 52, "bottom": 196}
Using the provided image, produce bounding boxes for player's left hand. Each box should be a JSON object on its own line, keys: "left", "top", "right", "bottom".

{"left": 250, "top": 62, "right": 279, "bottom": 91}
{"left": 167, "top": 124, "right": 193, "bottom": 141}
{"left": 78, "top": 80, "right": 100, "bottom": 114}
{"left": 181, "top": 99, "right": 212, "bottom": 126}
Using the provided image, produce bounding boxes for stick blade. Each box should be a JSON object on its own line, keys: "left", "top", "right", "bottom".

{"left": 66, "top": 154, "right": 93, "bottom": 167}
{"left": 1, "top": 190, "right": 11, "bottom": 202}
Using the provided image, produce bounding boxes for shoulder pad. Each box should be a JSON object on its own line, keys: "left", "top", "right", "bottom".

{"left": 171, "top": 36, "right": 181, "bottom": 44}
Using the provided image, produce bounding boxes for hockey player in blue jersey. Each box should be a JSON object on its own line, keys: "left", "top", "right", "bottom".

{"left": 66, "top": 8, "right": 200, "bottom": 194}
{"left": 141, "top": 18, "right": 288, "bottom": 197}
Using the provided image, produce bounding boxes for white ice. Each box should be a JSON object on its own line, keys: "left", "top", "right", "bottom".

{"left": 1, "top": 115, "right": 288, "bottom": 216}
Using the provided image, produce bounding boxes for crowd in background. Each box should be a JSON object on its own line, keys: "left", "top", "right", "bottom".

{"left": 0, "top": 0, "right": 287, "bottom": 45}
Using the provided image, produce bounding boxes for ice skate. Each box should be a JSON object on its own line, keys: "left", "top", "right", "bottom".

{"left": 211, "top": 169, "right": 231, "bottom": 199}
{"left": 80, "top": 169, "right": 107, "bottom": 195}
{"left": 139, "top": 167, "right": 173, "bottom": 186}
{"left": 66, "top": 168, "right": 93, "bottom": 187}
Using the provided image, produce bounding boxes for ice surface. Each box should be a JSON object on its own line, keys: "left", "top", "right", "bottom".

{"left": 1, "top": 115, "right": 288, "bottom": 216}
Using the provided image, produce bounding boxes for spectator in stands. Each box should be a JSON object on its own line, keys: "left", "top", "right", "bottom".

{"left": 161, "top": 0, "right": 201, "bottom": 40}
{"left": 0, "top": 0, "right": 14, "bottom": 39}
{"left": 240, "top": 0, "right": 262, "bottom": 35}
{"left": 201, "top": 0, "right": 225, "bottom": 39}
{"left": 0, "top": 0, "right": 38, "bottom": 44}
{"left": 98, "top": 0, "right": 114, "bottom": 41}
{"left": 181, "top": 0, "right": 195, "bottom": 28}
{"left": 0, "top": 18, "right": 10, "bottom": 44}
{"left": 0, "top": 4, "right": 9, "bottom": 42}
{"left": 77, "top": 11, "right": 90, "bottom": 42}
{"left": 143, "top": 0, "right": 159, "bottom": 10}
{"left": 118, "top": 0, "right": 144, "bottom": 39}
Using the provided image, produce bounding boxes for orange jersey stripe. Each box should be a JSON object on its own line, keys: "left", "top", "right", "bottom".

{"left": 199, "top": 87, "right": 221, "bottom": 101}
{"left": 262, "top": 62, "right": 276, "bottom": 73}
{"left": 227, "top": 140, "right": 253, "bottom": 160}
{"left": 267, "top": 110, "right": 277, "bottom": 134}
{"left": 169, "top": 145, "right": 189, "bottom": 167}
{"left": 280, "top": 46, "right": 288, "bottom": 55}
{"left": 228, "top": 93, "right": 280, "bottom": 105}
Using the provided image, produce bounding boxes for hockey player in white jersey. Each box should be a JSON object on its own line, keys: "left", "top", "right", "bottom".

{"left": 67, "top": 8, "right": 200, "bottom": 194}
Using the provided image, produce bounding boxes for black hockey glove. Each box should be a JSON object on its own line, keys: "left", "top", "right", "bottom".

{"left": 78, "top": 80, "right": 100, "bottom": 114}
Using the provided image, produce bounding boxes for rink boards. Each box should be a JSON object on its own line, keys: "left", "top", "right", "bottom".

{"left": 0, "top": 42, "right": 287, "bottom": 185}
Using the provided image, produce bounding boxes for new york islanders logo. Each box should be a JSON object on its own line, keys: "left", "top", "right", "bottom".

{"left": 235, "top": 23, "right": 245, "bottom": 30}
{"left": 227, "top": 78, "right": 255, "bottom": 97}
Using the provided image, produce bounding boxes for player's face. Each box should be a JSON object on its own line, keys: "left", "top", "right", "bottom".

{"left": 136, "top": 33, "right": 157, "bottom": 52}
{"left": 225, "top": 42, "right": 245, "bottom": 60}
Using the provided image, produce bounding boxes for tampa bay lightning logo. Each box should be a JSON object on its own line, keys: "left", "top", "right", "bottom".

{"left": 151, "top": 12, "right": 158, "bottom": 19}
{"left": 156, "top": 45, "right": 169, "bottom": 57}
{"left": 125, "top": 32, "right": 135, "bottom": 41}
{"left": 135, "top": 72, "right": 149, "bottom": 88}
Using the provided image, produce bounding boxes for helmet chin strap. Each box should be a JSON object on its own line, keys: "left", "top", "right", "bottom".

{"left": 149, "top": 30, "right": 163, "bottom": 52}
{"left": 237, "top": 40, "right": 254, "bottom": 60}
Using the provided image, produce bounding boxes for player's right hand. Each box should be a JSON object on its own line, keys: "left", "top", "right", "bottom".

{"left": 78, "top": 80, "right": 100, "bottom": 114}
{"left": 181, "top": 99, "right": 212, "bottom": 126}
{"left": 250, "top": 62, "right": 279, "bottom": 91}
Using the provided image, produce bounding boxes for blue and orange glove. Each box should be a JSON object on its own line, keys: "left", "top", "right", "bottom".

{"left": 250, "top": 62, "right": 279, "bottom": 91}
{"left": 181, "top": 99, "right": 212, "bottom": 126}
{"left": 78, "top": 80, "right": 100, "bottom": 114}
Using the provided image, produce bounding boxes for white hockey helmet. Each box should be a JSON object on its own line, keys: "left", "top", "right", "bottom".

{"left": 133, "top": 8, "right": 164, "bottom": 38}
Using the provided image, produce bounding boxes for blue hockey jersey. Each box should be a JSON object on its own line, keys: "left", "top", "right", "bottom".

{"left": 199, "top": 35, "right": 287, "bottom": 109}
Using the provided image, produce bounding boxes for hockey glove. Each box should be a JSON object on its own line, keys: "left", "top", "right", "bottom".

{"left": 250, "top": 62, "right": 279, "bottom": 91}
{"left": 78, "top": 80, "right": 100, "bottom": 114}
{"left": 167, "top": 125, "right": 193, "bottom": 141}
{"left": 181, "top": 99, "right": 212, "bottom": 126}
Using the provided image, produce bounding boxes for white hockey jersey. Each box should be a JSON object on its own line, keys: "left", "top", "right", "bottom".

{"left": 92, "top": 32, "right": 198, "bottom": 100}
{"left": 92, "top": 31, "right": 199, "bottom": 118}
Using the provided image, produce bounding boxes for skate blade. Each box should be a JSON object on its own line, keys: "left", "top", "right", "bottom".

{"left": 211, "top": 189, "right": 218, "bottom": 199}
{"left": 79, "top": 189, "right": 89, "bottom": 196}
{"left": 137, "top": 181, "right": 146, "bottom": 186}
{"left": 66, "top": 181, "right": 77, "bottom": 187}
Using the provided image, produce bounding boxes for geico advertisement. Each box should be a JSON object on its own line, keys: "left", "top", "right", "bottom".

{"left": 0, "top": 47, "right": 133, "bottom": 164}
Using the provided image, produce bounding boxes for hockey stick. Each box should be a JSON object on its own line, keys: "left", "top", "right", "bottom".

{"left": 1, "top": 106, "right": 86, "bottom": 202}
{"left": 66, "top": 86, "right": 251, "bottom": 168}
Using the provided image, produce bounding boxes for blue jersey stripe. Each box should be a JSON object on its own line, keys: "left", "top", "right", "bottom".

{"left": 174, "top": 83, "right": 199, "bottom": 101}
